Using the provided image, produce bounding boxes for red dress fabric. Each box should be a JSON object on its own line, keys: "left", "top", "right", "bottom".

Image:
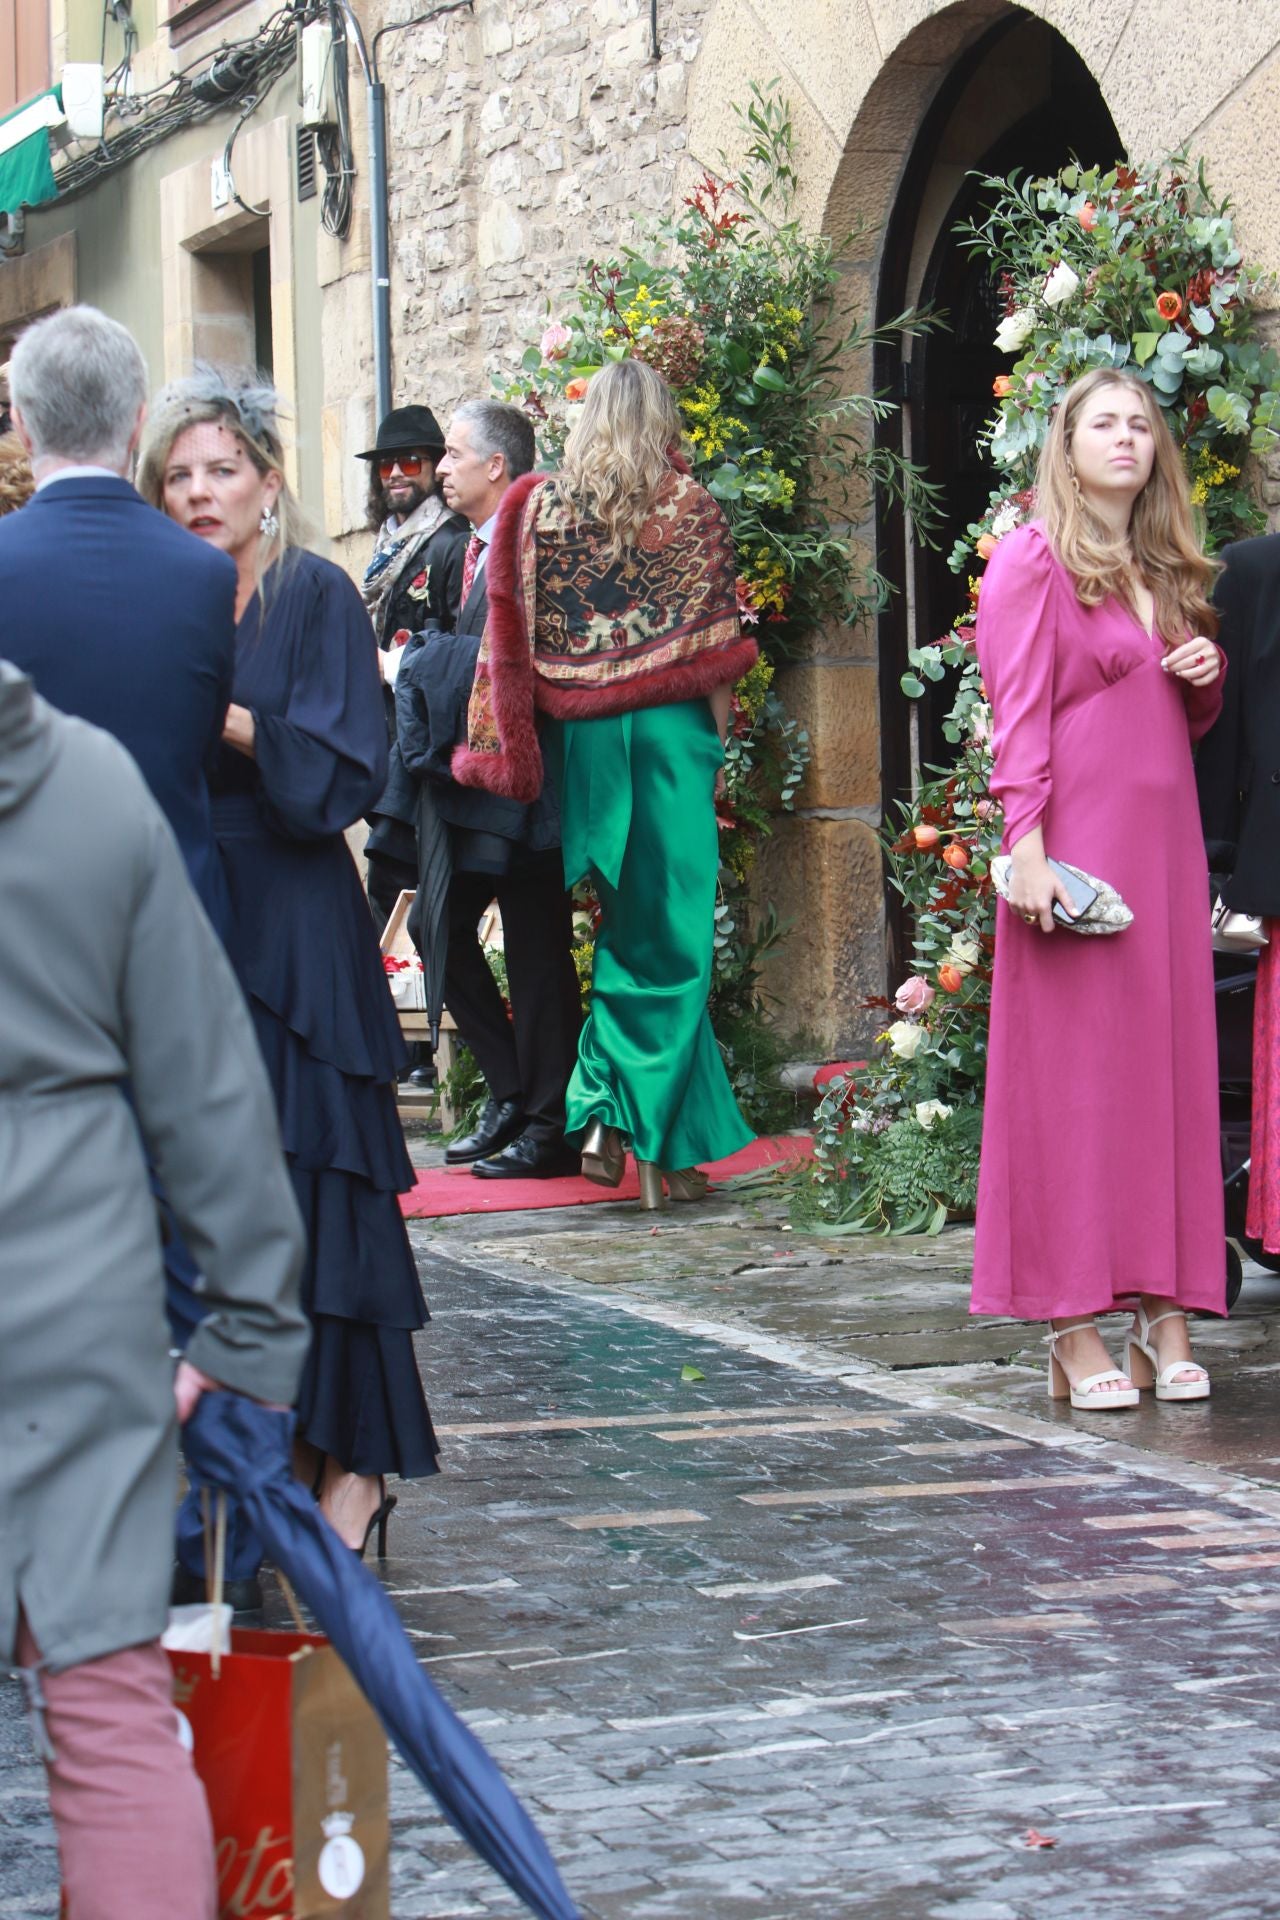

{"left": 1247, "top": 924, "right": 1280, "bottom": 1252}
{"left": 972, "top": 524, "right": 1226, "bottom": 1320}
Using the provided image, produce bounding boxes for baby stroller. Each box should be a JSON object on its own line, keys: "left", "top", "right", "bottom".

{"left": 1217, "top": 951, "right": 1280, "bottom": 1308}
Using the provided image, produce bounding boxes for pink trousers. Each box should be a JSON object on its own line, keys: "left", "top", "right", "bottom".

{"left": 16, "top": 1616, "right": 217, "bottom": 1920}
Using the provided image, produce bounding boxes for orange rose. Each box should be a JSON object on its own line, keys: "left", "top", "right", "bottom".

{"left": 1077, "top": 202, "right": 1098, "bottom": 231}
{"left": 992, "top": 375, "right": 1012, "bottom": 399}
{"left": 565, "top": 377, "right": 590, "bottom": 402}
{"left": 976, "top": 533, "right": 998, "bottom": 561}
{"left": 942, "top": 843, "right": 970, "bottom": 870}
{"left": 937, "top": 964, "right": 964, "bottom": 994}
{"left": 1156, "top": 290, "right": 1182, "bottom": 322}
{"left": 912, "top": 824, "right": 941, "bottom": 852}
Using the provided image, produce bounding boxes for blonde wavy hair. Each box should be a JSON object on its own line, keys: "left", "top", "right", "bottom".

{"left": 558, "top": 359, "right": 684, "bottom": 559}
{"left": 0, "top": 432, "right": 34, "bottom": 515}
{"left": 1037, "top": 367, "right": 1218, "bottom": 642}
{"left": 137, "top": 365, "right": 311, "bottom": 600}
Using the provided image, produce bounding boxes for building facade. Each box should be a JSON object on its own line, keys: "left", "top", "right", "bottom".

{"left": 4, "top": 0, "right": 1280, "bottom": 1051}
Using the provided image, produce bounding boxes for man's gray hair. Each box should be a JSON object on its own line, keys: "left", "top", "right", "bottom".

{"left": 453, "top": 399, "right": 536, "bottom": 480}
{"left": 10, "top": 306, "right": 148, "bottom": 466}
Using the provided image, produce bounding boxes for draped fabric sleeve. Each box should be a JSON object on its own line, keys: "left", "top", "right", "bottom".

{"left": 1181, "top": 645, "right": 1226, "bottom": 747}
{"left": 976, "top": 524, "right": 1060, "bottom": 852}
{"left": 252, "top": 559, "right": 390, "bottom": 839}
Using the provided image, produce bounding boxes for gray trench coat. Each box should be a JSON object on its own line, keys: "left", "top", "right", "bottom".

{"left": 0, "top": 665, "right": 309, "bottom": 1671}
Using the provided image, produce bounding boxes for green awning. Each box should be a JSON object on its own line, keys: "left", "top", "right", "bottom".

{"left": 0, "top": 89, "right": 61, "bottom": 218}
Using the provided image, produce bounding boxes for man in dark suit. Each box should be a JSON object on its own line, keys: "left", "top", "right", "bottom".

{"left": 3, "top": 306, "right": 236, "bottom": 931}
{"left": 396, "top": 400, "right": 581, "bottom": 1177}
{"left": 3, "top": 305, "right": 261, "bottom": 1607}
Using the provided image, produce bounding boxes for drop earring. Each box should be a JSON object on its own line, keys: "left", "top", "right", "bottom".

{"left": 260, "top": 503, "right": 280, "bottom": 538}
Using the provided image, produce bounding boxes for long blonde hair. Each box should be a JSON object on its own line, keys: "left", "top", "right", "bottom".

{"left": 1036, "top": 368, "right": 1218, "bottom": 641}
{"left": 137, "top": 366, "right": 311, "bottom": 598}
{"left": 558, "top": 359, "right": 684, "bottom": 559}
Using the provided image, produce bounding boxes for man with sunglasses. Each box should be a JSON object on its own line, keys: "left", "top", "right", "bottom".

{"left": 358, "top": 405, "right": 470, "bottom": 935}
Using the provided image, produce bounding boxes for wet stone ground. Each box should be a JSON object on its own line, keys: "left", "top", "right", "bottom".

{"left": 4, "top": 1151, "right": 1280, "bottom": 1917}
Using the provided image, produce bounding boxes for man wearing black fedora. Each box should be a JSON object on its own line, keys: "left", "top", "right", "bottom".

{"left": 358, "top": 404, "right": 470, "bottom": 934}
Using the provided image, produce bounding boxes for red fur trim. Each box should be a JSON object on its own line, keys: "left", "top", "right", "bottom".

{"left": 534, "top": 637, "right": 760, "bottom": 720}
{"left": 450, "top": 472, "right": 546, "bottom": 803}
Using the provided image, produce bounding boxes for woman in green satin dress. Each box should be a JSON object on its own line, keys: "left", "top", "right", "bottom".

{"left": 456, "top": 359, "right": 759, "bottom": 1207}
{"left": 551, "top": 364, "right": 755, "bottom": 1204}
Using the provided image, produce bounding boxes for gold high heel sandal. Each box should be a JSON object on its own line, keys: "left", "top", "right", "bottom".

{"left": 581, "top": 1119, "right": 626, "bottom": 1188}
{"left": 636, "top": 1161, "right": 667, "bottom": 1210}
{"left": 663, "top": 1167, "right": 709, "bottom": 1203}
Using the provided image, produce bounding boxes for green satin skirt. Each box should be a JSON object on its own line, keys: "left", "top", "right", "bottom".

{"left": 545, "top": 698, "right": 754, "bottom": 1171}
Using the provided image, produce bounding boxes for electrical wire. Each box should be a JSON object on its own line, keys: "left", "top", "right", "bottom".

{"left": 55, "top": 3, "right": 314, "bottom": 204}
{"left": 317, "top": 0, "right": 354, "bottom": 238}
{"left": 370, "top": 0, "right": 473, "bottom": 79}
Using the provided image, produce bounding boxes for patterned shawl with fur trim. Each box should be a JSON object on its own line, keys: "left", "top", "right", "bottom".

{"left": 450, "top": 466, "right": 757, "bottom": 804}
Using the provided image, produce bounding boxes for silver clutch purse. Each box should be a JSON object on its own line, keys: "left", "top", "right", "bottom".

{"left": 990, "top": 855, "right": 1134, "bottom": 936}
{"left": 1211, "top": 895, "right": 1268, "bottom": 954}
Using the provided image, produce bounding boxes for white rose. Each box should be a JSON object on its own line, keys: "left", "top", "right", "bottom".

{"left": 1042, "top": 261, "right": 1080, "bottom": 309}
{"left": 915, "top": 1100, "right": 953, "bottom": 1131}
{"left": 991, "top": 498, "right": 1022, "bottom": 537}
{"left": 885, "top": 1020, "right": 927, "bottom": 1060}
{"left": 994, "top": 307, "right": 1035, "bottom": 353}
{"left": 946, "top": 933, "right": 982, "bottom": 974}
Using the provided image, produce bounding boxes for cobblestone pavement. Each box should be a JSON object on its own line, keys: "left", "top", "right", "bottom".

{"left": 5, "top": 1162, "right": 1280, "bottom": 1918}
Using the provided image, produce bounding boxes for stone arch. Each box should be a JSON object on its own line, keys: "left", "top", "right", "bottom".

{"left": 686, "top": 0, "right": 1280, "bottom": 1051}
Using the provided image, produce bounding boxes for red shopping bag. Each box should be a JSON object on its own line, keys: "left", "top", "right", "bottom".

{"left": 168, "top": 1627, "right": 390, "bottom": 1919}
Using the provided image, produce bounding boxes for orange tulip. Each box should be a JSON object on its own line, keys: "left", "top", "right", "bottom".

{"left": 976, "top": 533, "right": 998, "bottom": 561}
{"left": 912, "top": 824, "right": 941, "bottom": 852}
{"left": 1077, "top": 202, "right": 1098, "bottom": 231}
{"left": 1156, "top": 290, "right": 1183, "bottom": 322}
{"left": 937, "top": 964, "right": 964, "bottom": 994}
{"left": 992, "top": 375, "right": 1012, "bottom": 398}
{"left": 942, "top": 843, "right": 970, "bottom": 870}
{"left": 565, "top": 377, "right": 590, "bottom": 402}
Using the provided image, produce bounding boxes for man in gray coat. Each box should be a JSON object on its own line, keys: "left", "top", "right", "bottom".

{"left": 0, "top": 660, "right": 308, "bottom": 1917}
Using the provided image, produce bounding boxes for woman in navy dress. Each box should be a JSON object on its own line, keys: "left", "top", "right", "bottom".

{"left": 139, "top": 370, "right": 438, "bottom": 1551}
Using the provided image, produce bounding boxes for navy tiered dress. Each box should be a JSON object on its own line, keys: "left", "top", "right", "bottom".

{"left": 210, "top": 549, "right": 439, "bottom": 1479}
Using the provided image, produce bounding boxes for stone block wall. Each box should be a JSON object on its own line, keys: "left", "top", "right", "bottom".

{"left": 322, "top": 0, "right": 714, "bottom": 564}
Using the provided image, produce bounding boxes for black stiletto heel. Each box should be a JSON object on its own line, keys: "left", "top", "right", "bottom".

{"left": 355, "top": 1479, "right": 397, "bottom": 1560}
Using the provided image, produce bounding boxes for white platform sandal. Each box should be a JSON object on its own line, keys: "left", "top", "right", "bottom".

{"left": 1125, "top": 1306, "right": 1211, "bottom": 1402}
{"left": 1047, "top": 1326, "right": 1139, "bottom": 1411}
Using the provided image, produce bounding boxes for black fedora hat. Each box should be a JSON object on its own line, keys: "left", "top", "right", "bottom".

{"left": 358, "top": 403, "right": 446, "bottom": 461}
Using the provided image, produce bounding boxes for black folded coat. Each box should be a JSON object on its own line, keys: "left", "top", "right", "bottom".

{"left": 1197, "top": 532, "right": 1280, "bottom": 915}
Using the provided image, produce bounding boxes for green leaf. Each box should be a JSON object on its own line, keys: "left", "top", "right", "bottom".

{"left": 680, "top": 1365, "right": 706, "bottom": 1383}
{"left": 1132, "top": 332, "right": 1159, "bottom": 366}
{"left": 900, "top": 673, "right": 926, "bottom": 698}
{"left": 521, "top": 346, "right": 544, "bottom": 372}
{"left": 707, "top": 465, "right": 745, "bottom": 502}
{"left": 752, "top": 363, "right": 788, "bottom": 392}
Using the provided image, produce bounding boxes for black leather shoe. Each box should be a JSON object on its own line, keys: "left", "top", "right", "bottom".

{"left": 407, "top": 1065, "right": 436, "bottom": 1089}
{"left": 445, "top": 1096, "right": 525, "bottom": 1164}
{"left": 171, "top": 1562, "right": 264, "bottom": 1618}
{"left": 471, "top": 1131, "right": 581, "bottom": 1179}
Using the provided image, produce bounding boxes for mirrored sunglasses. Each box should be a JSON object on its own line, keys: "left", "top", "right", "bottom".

{"left": 378, "top": 453, "right": 429, "bottom": 478}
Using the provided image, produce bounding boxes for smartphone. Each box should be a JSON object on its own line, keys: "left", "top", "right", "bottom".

{"left": 1048, "top": 858, "right": 1098, "bottom": 926}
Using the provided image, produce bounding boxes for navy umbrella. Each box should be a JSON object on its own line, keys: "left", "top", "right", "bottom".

{"left": 182, "top": 1392, "right": 579, "bottom": 1920}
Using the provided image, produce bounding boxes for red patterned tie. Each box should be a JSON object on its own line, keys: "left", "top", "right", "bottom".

{"left": 460, "top": 532, "right": 483, "bottom": 607}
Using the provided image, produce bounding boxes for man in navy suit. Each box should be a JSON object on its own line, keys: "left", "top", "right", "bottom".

{"left": 2, "top": 305, "right": 235, "bottom": 931}
{"left": 4, "top": 306, "right": 262, "bottom": 1607}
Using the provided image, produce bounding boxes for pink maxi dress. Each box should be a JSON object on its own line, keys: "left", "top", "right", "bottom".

{"left": 971, "top": 523, "right": 1226, "bottom": 1320}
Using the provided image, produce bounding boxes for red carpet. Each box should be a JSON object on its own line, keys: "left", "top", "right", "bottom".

{"left": 399, "top": 1133, "right": 813, "bottom": 1219}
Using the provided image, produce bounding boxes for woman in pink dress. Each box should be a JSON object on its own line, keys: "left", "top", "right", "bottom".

{"left": 973, "top": 368, "right": 1225, "bottom": 1410}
